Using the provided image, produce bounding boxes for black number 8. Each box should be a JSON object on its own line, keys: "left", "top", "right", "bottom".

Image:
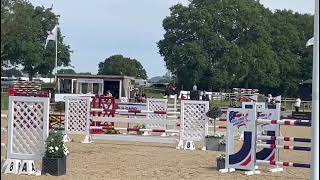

{"left": 9, "top": 162, "right": 14, "bottom": 171}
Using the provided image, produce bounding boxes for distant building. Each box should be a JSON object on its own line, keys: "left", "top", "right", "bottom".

{"left": 56, "top": 74, "right": 136, "bottom": 99}
{"left": 135, "top": 79, "right": 148, "bottom": 87}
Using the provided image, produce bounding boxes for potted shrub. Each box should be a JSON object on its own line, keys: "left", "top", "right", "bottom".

{"left": 205, "top": 106, "right": 224, "bottom": 150}
{"left": 134, "top": 124, "right": 146, "bottom": 135}
{"left": 54, "top": 127, "right": 65, "bottom": 134}
{"left": 206, "top": 106, "right": 223, "bottom": 135}
{"left": 105, "top": 129, "right": 121, "bottom": 134}
{"left": 216, "top": 154, "right": 225, "bottom": 170}
{"left": 218, "top": 139, "right": 226, "bottom": 152}
{"left": 205, "top": 134, "right": 224, "bottom": 151}
{"left": 42, "top": 131, "right": 69, "bottom": 176}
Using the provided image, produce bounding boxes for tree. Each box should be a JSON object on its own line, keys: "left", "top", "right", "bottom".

{"left": 98, "top": 55, "right": 148, "bottom": 79}
{"left": 158, "top": 0, "right": 313, "bottom": 96}
{"left": 78, "top": 72, "right": 92, "bottom": 75}
{"left": 57, "top": 68, "right": 76, "bottom": 74}
{"left": 1, "top": 0, "right": 71, "bottom": 80}
{"left": 1, "top": 68, "right": 23, "bottom": 77}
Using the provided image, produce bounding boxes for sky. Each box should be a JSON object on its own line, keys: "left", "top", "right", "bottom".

{"left": 29, "top": 0, "right": 315, "bottom": 78}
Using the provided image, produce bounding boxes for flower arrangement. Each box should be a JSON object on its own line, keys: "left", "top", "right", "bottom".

{"left": 105, "top": 129, "right": 121, "bottom": 134}
{"left": 44, "top": 131, "right": 69, "bottom": 158}
{"left": 205, "top": 134, "right": 225, "bottom": 139}
{"left": 219, "top": 139, "right": 226, "bottom": 145}
{"left": 134, "top": 124, "right": 146, "bottom": 129}
{"left": 216, "top": 154, "right": 226, "bottom": 160}
{"left": 134, "top": 124, "right": 146, "bottom": 135}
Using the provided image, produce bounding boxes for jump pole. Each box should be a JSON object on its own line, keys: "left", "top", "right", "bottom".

{"left": 311, "top": 0, "right": 319, "bottom": 179}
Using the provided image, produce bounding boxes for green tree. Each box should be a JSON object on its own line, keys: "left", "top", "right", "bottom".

{"left": 1, "top": 0, "right": 71, "bottom": 80}
{"left": 158, "top": 0, "right": 313, "bottom": 96}
{"left": 98, "top": 55, "right": 148, "bottom": 79}
{"left": 57, "top": 68, "right": 76, "bottom": 74}
{"left": 78, "top": 72, "right": 92, "bottom": 75}
{"left": 1, "top": 68, "right": 23, "bottom": 77}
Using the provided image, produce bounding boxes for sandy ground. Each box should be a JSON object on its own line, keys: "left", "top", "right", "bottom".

{"left": 1, "top": 115, "right": 311, "bottom": 180}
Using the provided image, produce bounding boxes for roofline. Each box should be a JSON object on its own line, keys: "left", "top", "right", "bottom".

{"left": 56, "top": 74, "right": 136, "bottom": 80}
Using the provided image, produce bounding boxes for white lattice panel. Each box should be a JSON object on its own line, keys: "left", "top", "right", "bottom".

{"left": 7, "top": 96, "right": 49, "bottom": 160}
{"left": 180, "top": 100, "right": 209, "bottom": 141}
{"left": 146, "top": 98, "right": 168, "bottom": 129}
{"left": 65, "top": 96, "right": 91, "bottom": 135}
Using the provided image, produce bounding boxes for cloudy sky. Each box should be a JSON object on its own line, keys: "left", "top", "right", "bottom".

{"left": 30, "top": 0, "right": 315, "bottom": 78}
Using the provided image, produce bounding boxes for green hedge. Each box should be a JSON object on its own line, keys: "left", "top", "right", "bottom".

{"left": 1, "top": 93, "right": 8, "bottom": 110}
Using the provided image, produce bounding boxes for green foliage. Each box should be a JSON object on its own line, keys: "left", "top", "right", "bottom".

{"left": 144, "top": 88, "right": 165, "bottom": 98}
{"left": 1, "top": 0, "right": 71, "bottom": 80}
{"left": 134, "top": 124, "right": 146, "bottom": 135}
{"left": 216, "top": 153, "right": 226, "bottom": 160}
{"left": 1, "top": 93, "right": 9, "bottom": 110}
{"left": 98, "top": 55, "right": 148, "bottom": 79}
{"left": 57, "top": 69, "right": 76, "bottom": 74}
{"left": 1, "top": 68, "right": 22, "bottom": 77}
{"left": 158, "top": 0, "right": 313, "bottom": 96}
{"left": 78, "top": 72, "right": 92, "bottom": 75}
{"left": 44, "top": 131, "right": 69, "bottom": 158}
{"left": 206, "top": 106, "right": 222, "bottom": 119}
{"left": 205, "top": 134, "right": 225, "bottom": 139}
{"left": 105, "top": 129, "right": 120, "bottom": 134}
{"left": 134, "top": 124, "right": 146, "bottom": 129}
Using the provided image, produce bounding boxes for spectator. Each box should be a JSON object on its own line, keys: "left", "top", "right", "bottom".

{"left": 106, "top": 90, "right": 112, "bottom": 97}
{"left": 193, "top": 84, "right": 197, "bottom": 91}
{"left": 202, "top": 91, "right": 207, "bottom": 101}
{"left": 141, "top": 94, "right": 147, "bottom": 103}
{"left": 267, "top": 94, "right": 272, "bottom": 103}
{"left": 294, "top": 97, "right": 301, "bottom": 112}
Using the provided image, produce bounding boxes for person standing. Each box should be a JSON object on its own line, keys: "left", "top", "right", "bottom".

{"left": 267, "top": 94, "right": 272, "bottom": 104}
{"left": 106, "top": 90, "right": 112, "bottom": 97}
{"left": 294, "top": 97, "right": 301, "bottom": 112}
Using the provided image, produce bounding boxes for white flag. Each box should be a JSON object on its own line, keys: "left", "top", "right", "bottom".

{"left": 306, "top": 37, "right": 314, "bottom": 47}
{"left": 45, "top": 25, "right": 58, "bottom": 48}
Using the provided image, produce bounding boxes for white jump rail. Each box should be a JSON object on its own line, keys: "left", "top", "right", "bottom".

{"left": 92, "top": 116, "right": 174, "bottom": 125}
{"left": 91, "top": 108, "right": 179, "bottom": 115}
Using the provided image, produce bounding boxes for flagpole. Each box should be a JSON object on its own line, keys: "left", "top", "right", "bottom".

{"left": 55, "top": 29, "right": 58, "bottom": 75}
{"left": 311, "top": 0, "right": 319, "bottom": 179}
{"left": 54, "top": 28, "right": 58, "bottom": 85}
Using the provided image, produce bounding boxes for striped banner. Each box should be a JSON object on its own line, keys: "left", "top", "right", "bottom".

{"left": 257, "top": 135, "right": 311, "bottom": 143}
{"left": 257, "top": 144, "right": 311, "bottom": 151}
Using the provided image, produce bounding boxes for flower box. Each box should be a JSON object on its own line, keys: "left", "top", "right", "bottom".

{"left": 205, "top": 134, "right": 225, "bottom": 151}
{"left": 42, "top": 156, "right": 66, "bottom": 176}
{"left": 42, "top": 130, "right": 69, "bottom": 176}
{"left": 218, "top": 139, "right": 226, "bottom": 152}
{"left": 205, "top": 137, "right": 220, "bottom": 151}
{"left": 216, "top": 154, "right": 225, "bottom": 170}
{"left": 216, "top": 157, "right": 225, "bottom": 170}
{"left": 218, "top": 144, "right": 226, "bottom": 152}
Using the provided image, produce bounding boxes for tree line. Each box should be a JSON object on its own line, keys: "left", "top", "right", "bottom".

{"left": 158, "top": 0, "right": 314, "bottom": 96}
{"left": 1, "top": 0, "right": 314, "bottom": 97}
{"left": 1, "top": 0, "right": 72, "bottom": 80}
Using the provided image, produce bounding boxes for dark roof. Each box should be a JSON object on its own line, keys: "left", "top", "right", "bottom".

{"left": 56, "top": 74, "right": 135, "bottom": 80}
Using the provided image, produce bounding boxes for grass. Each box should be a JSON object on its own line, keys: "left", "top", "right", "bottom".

{"left": 144, "top": 88, "right": 165, "bottom": 99}
{"left": 1, "top": 93, "right": 8, "bottom": 110}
